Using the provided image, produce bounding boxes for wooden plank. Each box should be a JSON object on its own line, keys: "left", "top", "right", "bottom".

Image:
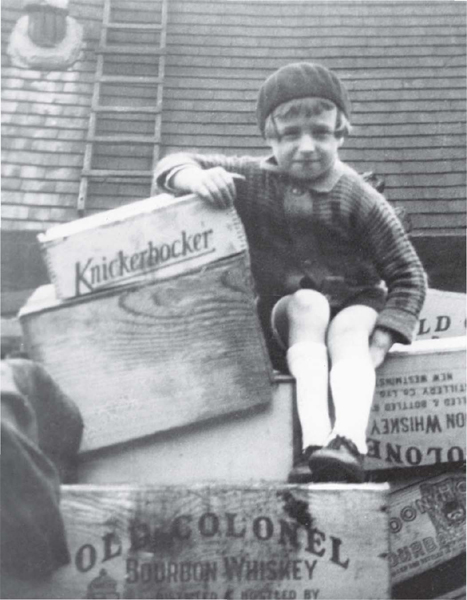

{"left": 382, "top": 201, "right": 466, "bottom": 215}
{"left": 1, "top": 483, "right": 390, "bottom": 600}
{"left": 162, "top": 54, "right": 466, "bottom": 73}
{"left": 100, "top": 83, "right": 160, "bottom": 99}
{"left": 162, "top": 65, "right": 466, "bottom": 81}
{"left": 87, "top": 135, "right": 157, "bottom": 143}
{"left": 19, "top": 253, "right": 272, "bottom": 452}
{"left": 383, "top": 186, "right": 466, "bottom": 201}
{"left": 166, "top": 33, "right": 465, "bottom": 49}
{"left": 411, "top": 214, "right": 467, "bottom": 230}
{"left": 169, "top": 1, "right": 461, "bottom": 17}
{"left": 82, "top": 168, "right": 152, "bottom": 177}
{"left": 37, "top": 193, "right": 247, "bottom": 300}
{"left": 162, "top": 74, "right": 464, "bottom": 92}
{"left": 78, "top": 376, "right": 294, "bottom": 484}
{"left": 107, "top": 22, "right": 163, "bottom": 30}
{"left": 97, "top": 45, "right": 166, "bottom": 55}
{"left": 170, "top": 9, "right": 462, "bottom": 27}
{"left": 169, "top": 1, "right": 462, "bottom": 19}
{"left": 166, "top": 20, "right": 466, "bottom": 38}
{"left": 94, "top": 105, "right": 161, "bottom": 113}
{"left": 389, "top": 470, "right": 465, "bottom": 585}
{"left": 99, "top": 75, "right": 163, "bottom": 83}
{"left": 166, "top": 43, "right": 465, "bottom": 60}
{"left": 366, "top": 338, "right": 466, "bottom": 472}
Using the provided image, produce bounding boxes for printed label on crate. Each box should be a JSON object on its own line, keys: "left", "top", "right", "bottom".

{"left": 416, "top": 289, "right": 466, "bottom": 341}
{"left": 25, "top": 485, "right": 390, "bottom": 599}
{"left": 389, "top": 471, "right": 466, "bottom": 584}
{"left": 38, "top": 193, "right": 247, "bottom": 300}
{"left": 366, "top": 339, "right": 466, "bottom": 471}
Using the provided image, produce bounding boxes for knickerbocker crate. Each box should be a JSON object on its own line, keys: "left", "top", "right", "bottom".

{"left": 389, "top": 470, "right": 466, "bottom": 586}
{"left": 38, "top": 193, "right": 248, "bottom": 300}
{"left": 19, "top": 251, "right": 273, "bottom": 453}
{"left": 0, "top": 483, "right": 391, "bottom": 600}
{"left": 365, "top": 337, "right": 466, "bottom": 472}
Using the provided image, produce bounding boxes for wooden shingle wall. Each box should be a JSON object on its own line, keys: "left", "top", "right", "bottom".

{"left": 162, "top": 0, "right": 466, "bottom": 236}
{"left": 1, "top": 0, "right": 102, "bottom": 230}
{"left": 1, "top": 0, "right": 466, "bottom": 236}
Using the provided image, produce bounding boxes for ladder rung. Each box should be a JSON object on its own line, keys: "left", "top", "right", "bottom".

{"left": 97, "top": 45, "right": 166, "bottom": 55}
{"left": 87, "top": 135, "right": 157, "bottom": 143}
{"left": 94, "top": 105, "right": 161, "bottom": 114}
{"left": 106, "top": 22, "right": 163, "bottom": 31}
{"left": 82, "top": 169, "right": 153, "bottom": 178}
{"left": 99, "top": 75, "right": 163, "bottom": 84}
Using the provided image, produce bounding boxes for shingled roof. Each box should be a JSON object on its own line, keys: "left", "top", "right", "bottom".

{"left": 2, "top": 0, "right": 466, "bottom": 236}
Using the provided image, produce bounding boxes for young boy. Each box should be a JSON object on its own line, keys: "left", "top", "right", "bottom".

{"left": 154, "top": 62, "right": 427, "bottom": 483}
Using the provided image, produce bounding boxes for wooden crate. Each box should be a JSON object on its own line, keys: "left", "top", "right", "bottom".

{"left": 77, "top": 375, "right": 294, "bottom": 484}
{"left": 389, "top": 470, "right": 466, "bottom": 586}
{"left": 290, "top": 337, "right": 465, "bottom": 482}
{"left": 38, "top": 193, "right": 247, "bottom": 300}
{"left": 19, "top": 253, "right": 273, "bottom": 452}
{"left": 366, "top": 337, "right": 466, "bottom": 472}
{"left": 2, "top": 483, "right": 391, "bottom": 600}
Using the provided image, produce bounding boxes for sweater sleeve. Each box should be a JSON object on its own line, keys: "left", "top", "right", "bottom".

{"left": 356, "top": 187, "right": 427, "bottom": 344}
{"left": 153, "top": 152, "right": 258, "bottom": 192}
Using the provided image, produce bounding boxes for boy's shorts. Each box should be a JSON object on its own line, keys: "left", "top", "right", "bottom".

{"left": 257, "top": 286, "right": 386, "bottom": 371}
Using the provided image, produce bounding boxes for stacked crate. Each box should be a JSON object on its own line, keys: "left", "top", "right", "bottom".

{"left": 289, "top": 290, "right": 466, "bottom": 599}
{"left": 20, "top": 192, "right": 276, "bottom": 456}
{"left": 372, "top": 293, "right": 466, "bottom": 599}
{"left": 17, "top": 192, "right": 465, "bottom": 598}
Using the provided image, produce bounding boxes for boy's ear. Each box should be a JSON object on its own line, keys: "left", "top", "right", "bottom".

{"left": 337, "top": 136, "right": 345, "bottom": 148}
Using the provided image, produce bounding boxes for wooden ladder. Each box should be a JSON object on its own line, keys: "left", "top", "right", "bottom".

{"left": 77, "top": 0, "right": 168, "bottom": 217}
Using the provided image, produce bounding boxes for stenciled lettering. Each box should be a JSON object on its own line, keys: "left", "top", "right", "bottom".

{"left": 370, "top": 415, "right": 442, "bottom": 436}
{"left": 367, "top": 439, "right": 466, "bottom": 466}
{"left": 74, "top": 228, "right": 214, "bottom": 295}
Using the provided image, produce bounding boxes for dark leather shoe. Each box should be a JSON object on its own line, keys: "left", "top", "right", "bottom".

{"left": 308, "top": 436, "right": 365, "bottom": 483}
{"left": 293, "top": 445, "right": 321, "bottom": 468}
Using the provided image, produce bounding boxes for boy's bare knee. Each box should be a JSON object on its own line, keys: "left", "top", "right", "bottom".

{"left": 329, "top": 305, "right": 378, "bottom": 339}
{"left": 287, "top": 290, "right": 330, "bottom": 325}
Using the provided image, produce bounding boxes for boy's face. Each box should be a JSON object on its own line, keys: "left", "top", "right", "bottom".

{"left": 268, "top": 106, "right": 343, "bottom": 181}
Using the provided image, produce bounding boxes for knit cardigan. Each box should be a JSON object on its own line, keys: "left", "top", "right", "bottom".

{"left": 154, "top": 153, "right": 427, "bottom": 344}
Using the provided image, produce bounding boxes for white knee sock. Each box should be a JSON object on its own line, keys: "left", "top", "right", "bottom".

{"left": 287, "top": 341, "right": 331, "bottom": 449}
{"left": 330, "top": 358, "right": 376, "bottom": 454}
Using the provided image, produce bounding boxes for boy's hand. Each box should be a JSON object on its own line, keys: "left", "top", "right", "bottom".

{"left": 370, "top": 327, "right": 395, "bottom": 369}
{"left": 172, "top": 167, "right": 245, "bottom": 209}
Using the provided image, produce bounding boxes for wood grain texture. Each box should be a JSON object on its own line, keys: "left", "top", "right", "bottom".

{"left": 2, "top": 483, "right": 390, "bottom": 599}
{"left": 77, "top": 377, "right": 294, "bottom": 484}
{"left": 20, "top": 253, "right": 273, "bottom": 452}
